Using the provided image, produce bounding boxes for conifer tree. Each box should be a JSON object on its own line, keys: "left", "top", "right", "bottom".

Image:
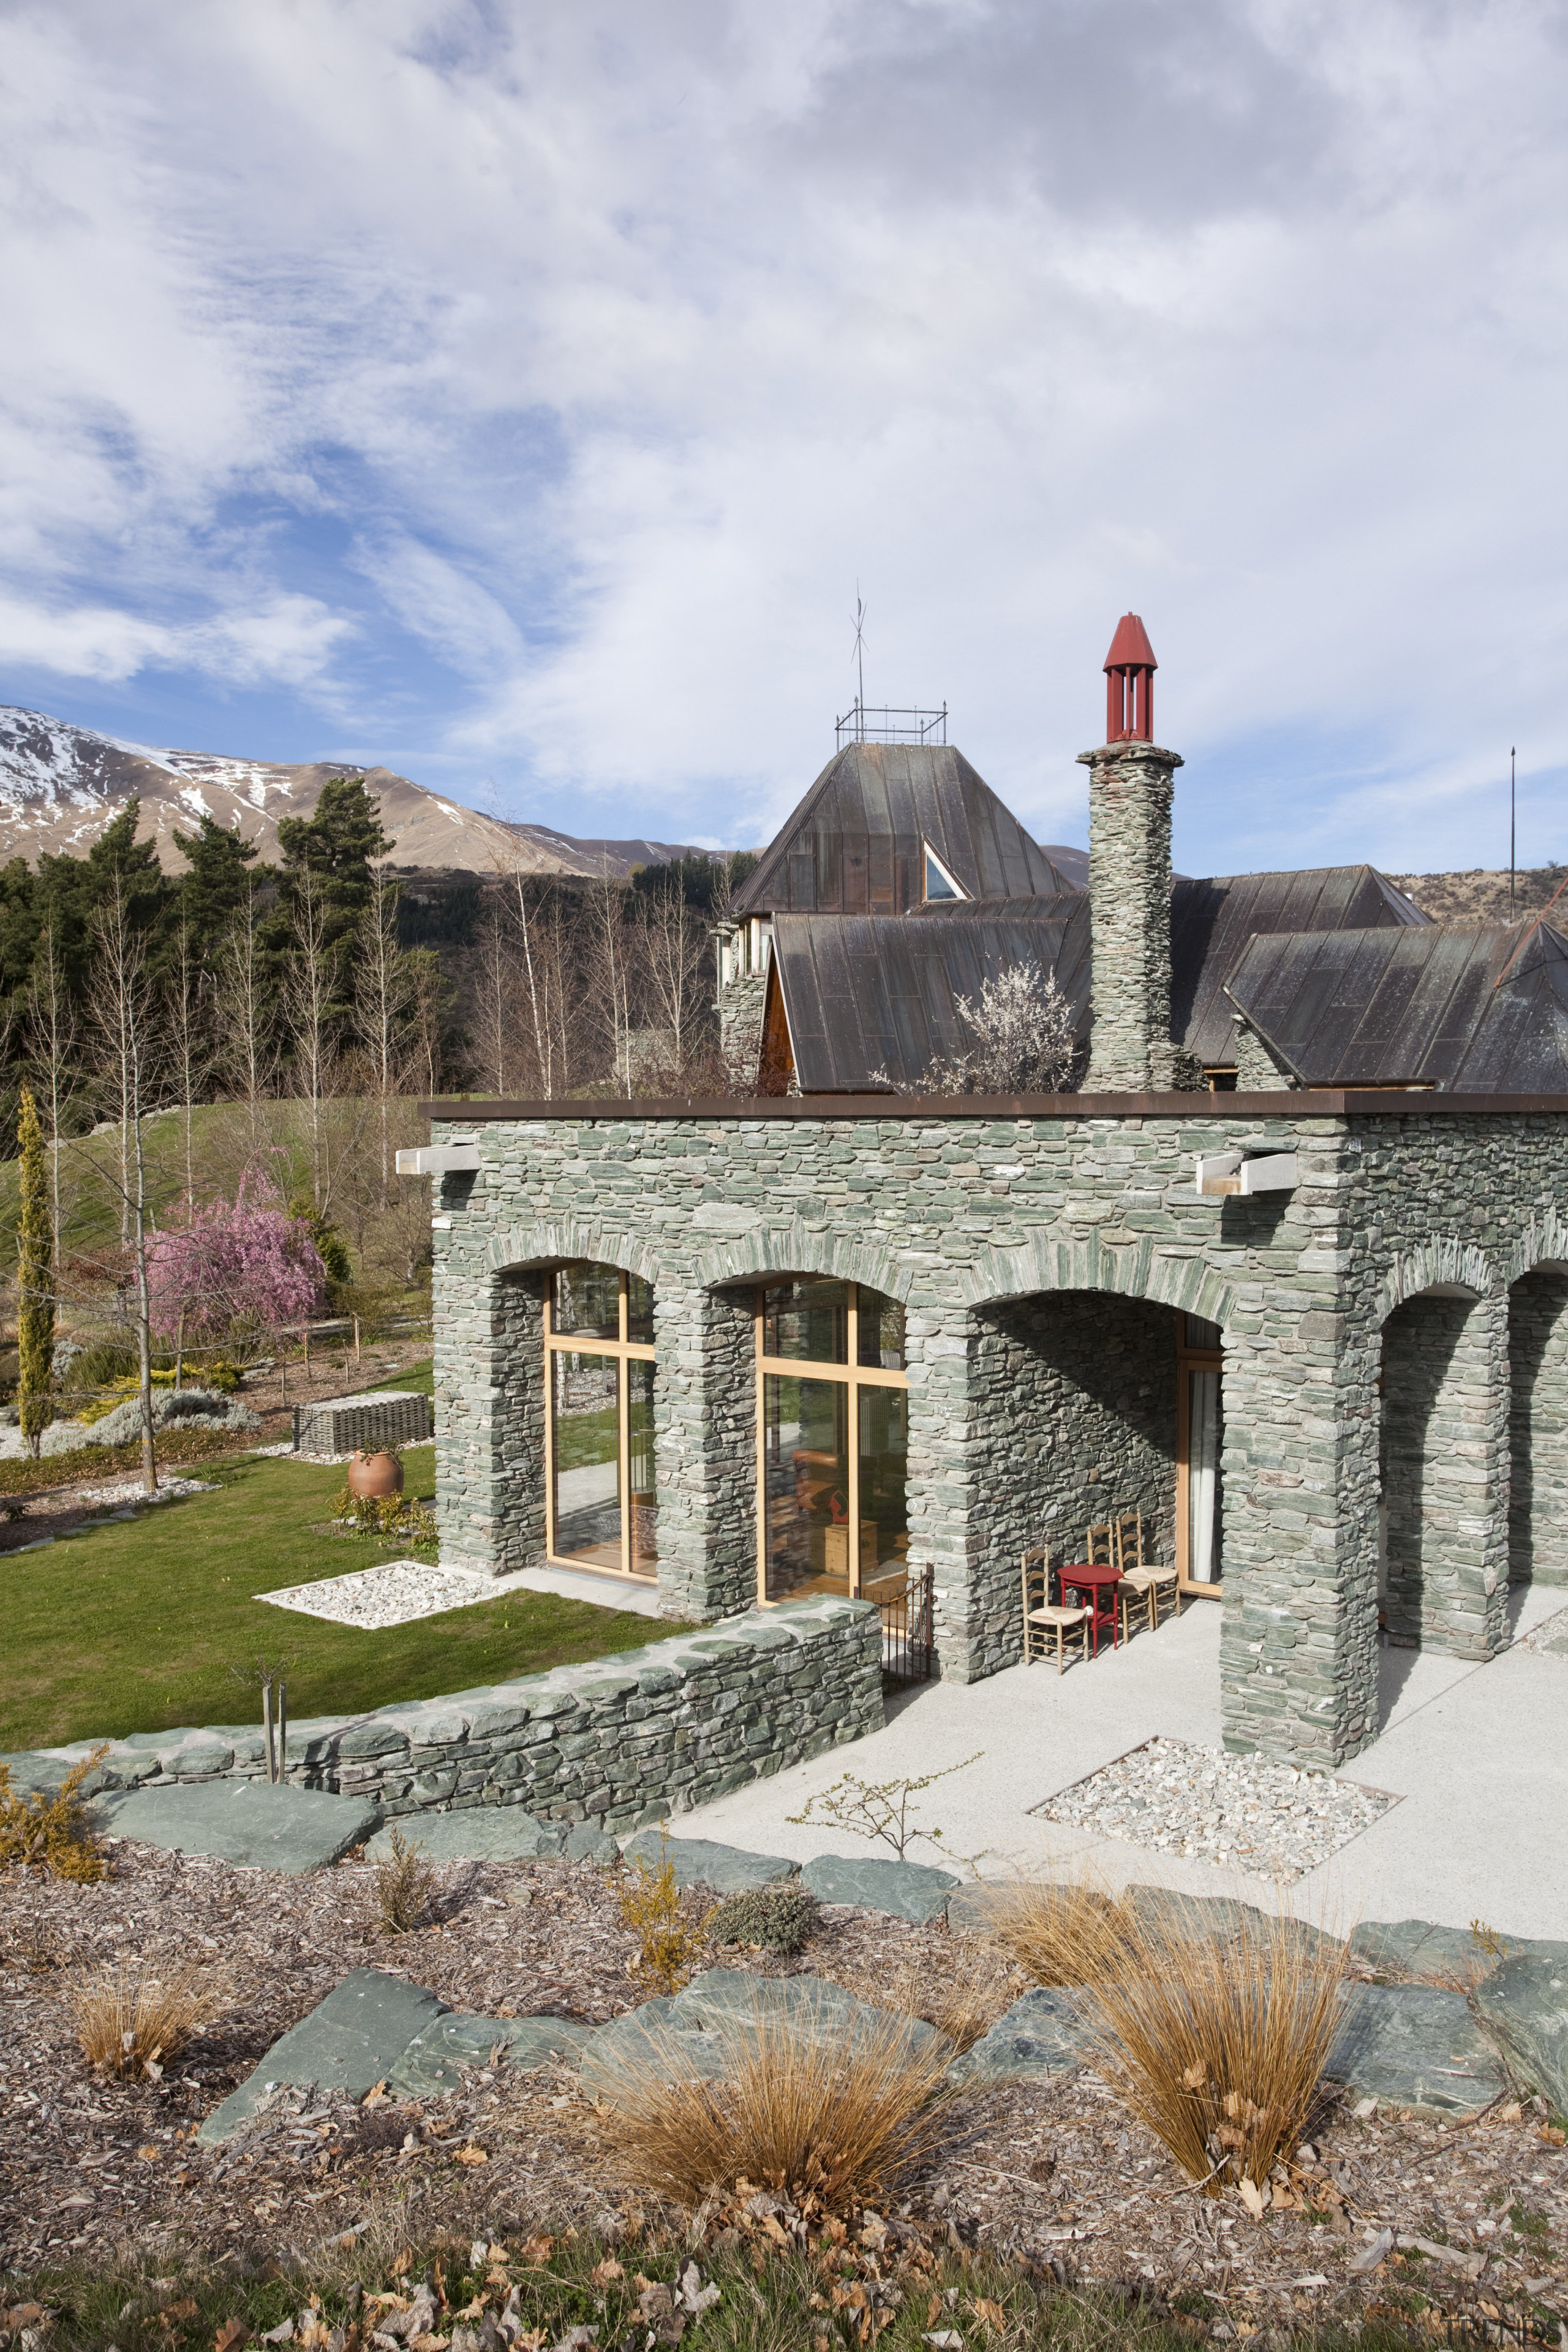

{"left": 17, "top": 1082, "right": 55, "bottom": 1460}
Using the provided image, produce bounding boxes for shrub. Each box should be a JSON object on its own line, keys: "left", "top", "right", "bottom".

{"left": 1077, "top": 1891, "right": 1348, "bottom": 2194}
{"left": 616, "top": 1851, "right": 711, "bottom": 1996}
{"left": 70, "top": 1955, "right": 219, "bottom": 2076}
{"left": 63, "top": 1339, "right": 139, "bottom": 1391}
{"left": 331, "top": 1487, "right": 438, "bottom": 1544}
{"left": 707, "top": 1880, "right": 818, "bottom": 1954}
{"left": 50, "top": 1387, "right": 261, "bottom": 1450}
{"left": 594, "top": 1998, "right": 954, "bottom": 2217}
{"left": 374, "top": 1825, "right": 435, "bottom": 1935}
{"left": 0, "top": 1746, "right": 110, "bottom": 1882}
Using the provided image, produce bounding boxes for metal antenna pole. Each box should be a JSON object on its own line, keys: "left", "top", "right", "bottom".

{"left": 1510, "top": 747, "right": 1517, "bottom": 918}
{"left": 853, "top": 588, "right": 867, "bottom": 739}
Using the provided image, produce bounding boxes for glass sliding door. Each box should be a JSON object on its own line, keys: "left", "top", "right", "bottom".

{"left": 544, "top": 1264, "right": 657, "bottom": 1581}
{"left": 755, "top": 1278, "right": 910, "bottom": 1605}
{"left": 1176, "top": 1314, "right": 1223, "bottom": 1594}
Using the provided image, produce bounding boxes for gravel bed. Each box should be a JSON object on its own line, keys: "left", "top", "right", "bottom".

{"left": 258, "top": 1558, "right": 514, "bottom": 1629}
{"left": 74, "top": 1477, "right": 221, "bottom": 1508}
{"left": 1520, "top": 1604, "right": 1568, "bottom": 1657}
{"left": 1036, "top": 1735, "right": 1400, "bottom": 1880}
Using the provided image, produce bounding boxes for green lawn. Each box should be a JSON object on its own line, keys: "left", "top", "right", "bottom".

{"left": 2, "top": 1431, "right": 680, "bottom": 1754}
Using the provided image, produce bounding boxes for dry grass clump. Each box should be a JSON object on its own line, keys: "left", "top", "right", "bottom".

{"left": 70, "top": 1956, "right": 222, "bottom": 2078}
{"left": 616, "top": 1852, "right": 712, "bottom": 1996}
{"left": 881, "top": 1944, "right": 1020, "bottom": 2055}
{"left": 593, "top": 2002, "right": 954, "bottom": 2217}
{"left": 973, "top": 1872, "right": 1137, "bottom": 1986}
{"left": 1079, "top": 1893, "right": 1348, "bottom": 2195}
{"left": 374, "top": 1825, "right": 435, "bottom": 1935}
{"left": 0, "top": 1746, "right": 110, "bottom": 1883}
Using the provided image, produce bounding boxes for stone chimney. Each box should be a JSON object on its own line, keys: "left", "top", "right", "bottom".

{"left": 1080, "top": 614, "right": 1183, "bottom": 1091}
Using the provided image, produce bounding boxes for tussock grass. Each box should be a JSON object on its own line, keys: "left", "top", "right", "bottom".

{"left": 972, "top": 1871, "right": 1139, "bottom": 1986}
{"left": 592, "top": 2001, "right": 955, "bottom": 2216}
{"left": 884, "top": 1942, "right": 1019, "bottom": 2054}
{"left": 69, "top": 1954, "right": 222, "bottom": 2077}
{"left": 373, "top": 1824, "right": 435, "bottom": 1935}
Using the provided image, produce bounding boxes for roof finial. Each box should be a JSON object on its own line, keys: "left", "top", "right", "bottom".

{"left": 1103, "top": 613, "right": 1157, "bottom": 742}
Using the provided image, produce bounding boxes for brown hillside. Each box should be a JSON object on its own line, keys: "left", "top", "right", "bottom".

{"left": 1389, "top": 865, "right": 1568, "bottom": 926}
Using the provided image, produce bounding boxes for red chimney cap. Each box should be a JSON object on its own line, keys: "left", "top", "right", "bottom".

{"left": 1103, "top": 612, "right": 1157, "bottom": 672}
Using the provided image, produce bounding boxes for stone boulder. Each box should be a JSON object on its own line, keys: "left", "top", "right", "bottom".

{"left": 948, "top": 1988, "right": 1091, "bottom": 2084}
{"left": 621, "top": 1831, "right": 801, "bottom": 1894}
{"left": 1325, "top": 1984, "right": 1510, "bottom": 2118}
{"left": 799, "top": 1853, "right": 957, "bottom": 1924}
{"left": 580, "top": 1967, "right": 948, "bottom": 2101}
{"left": 1472, "top": 1956, "right": 1568, "bottom": 2114}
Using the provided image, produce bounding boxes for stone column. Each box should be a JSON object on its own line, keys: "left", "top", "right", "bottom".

{"left": 1079, "top": 739, "right": 1183, "bottom": 1091}
{"left": 434, "top": 1264, "right": 546, "bottom": 1577}
{"left": 1509, "top": 1268, "right": 1568, "bottom": 1588}
{"left": 651, "top": 1277, "right": 757, "bottom": 1621}
{"left": 1219, "top": 1246, "right": 1382, "bottom": 1766}
{"left": 1381, "top": 1290, "right": 1510, "bottom": 1657}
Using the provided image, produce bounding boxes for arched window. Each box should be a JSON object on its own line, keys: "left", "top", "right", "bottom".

{"left": 756, "top": 1278, "right": 909, "bottom": 1604}
{"left": 545, "top": 1264, "right": 656, "bottom": 1580}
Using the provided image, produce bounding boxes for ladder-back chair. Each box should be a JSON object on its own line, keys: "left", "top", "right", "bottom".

{"left": 1021, "top": 1548, "right": 1090, "bottom": 1674}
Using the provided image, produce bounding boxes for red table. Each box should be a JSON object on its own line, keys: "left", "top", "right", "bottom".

{"left": 1057, "top": 1563, "right": 1122, "bottom": 1655}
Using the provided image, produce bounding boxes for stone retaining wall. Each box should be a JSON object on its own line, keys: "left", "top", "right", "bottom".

{"left": 43, "top": 1596, "right": 882, "bottom": 1833}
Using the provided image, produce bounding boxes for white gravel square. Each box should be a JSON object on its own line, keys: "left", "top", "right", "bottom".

{"left": 257, "top": 1557, "right": 504, "bottom": 1629}
{"left": 1034, "top": 1734, "right": 1400, "bottom": 1882}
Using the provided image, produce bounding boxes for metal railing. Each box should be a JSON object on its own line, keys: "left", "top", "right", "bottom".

{"left": 877, "top": 1563, "right": 936, "bottom": 1684}
{"left": 835, "top": 700, "right": 949, "bottom": 748}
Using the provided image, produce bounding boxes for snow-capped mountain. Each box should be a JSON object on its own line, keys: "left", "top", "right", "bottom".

{"left": 0, "top": 707, "right": 706, "bottom": 878}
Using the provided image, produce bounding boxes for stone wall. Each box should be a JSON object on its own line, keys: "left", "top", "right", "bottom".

{"left": 1381, "top": 1291, "right": 1510, "bottom": 1655}
{"left": 67, "top": 1597, "right": 884, "bottom": 1833}
{"left": 428, "top": 1095, "right": 1568, "bottom": 1766}
{"left": 1509, "top": 1268, "right": 1568, "bottom": 1588}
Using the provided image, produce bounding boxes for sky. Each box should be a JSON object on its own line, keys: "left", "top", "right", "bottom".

{"left": 1, "top": 0, "right": 1565, "bottom": 876}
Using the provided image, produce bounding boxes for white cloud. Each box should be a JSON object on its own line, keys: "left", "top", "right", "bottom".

{"left": 0, "top": 0, "right": 1564, "bottom": 869}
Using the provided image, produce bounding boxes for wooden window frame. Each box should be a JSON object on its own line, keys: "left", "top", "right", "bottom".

{"left": 754, "top": 1279, "right": 910, "bottom": 1607}
{"left": 1175, "top": 1314, "right": 1224, "bottom": 1599}
{"left": 543, "top": 1266, "right": 657, "bottom": 1582}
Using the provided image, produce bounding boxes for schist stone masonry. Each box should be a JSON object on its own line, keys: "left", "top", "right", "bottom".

{"left": 412, "top": 618, "right": 1568, "bottom": 1771}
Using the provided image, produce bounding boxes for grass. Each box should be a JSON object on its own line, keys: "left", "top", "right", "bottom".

{"left": 1, "top": 1425, "right": 682, "bottom": 1752}
{"left": 68, "top": 1954, "right": 221, "bottom": 2078}
{"left": 588, "top": 1998, "right": 955, "bottom": 2217}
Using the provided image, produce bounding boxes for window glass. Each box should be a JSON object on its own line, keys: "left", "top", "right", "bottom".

{"left": 627, "top": 1273, "right": 655, "bottom": 1345}
{"left": 857, "top": 1292, "right": 906, "bottom": 1369}
{"left": 763, "top": 1278, "right": 849, "bottom": 1365}
{"left": 763, "top": 1374, "right": 850, "bottom": 1599}
{"left": 1187, "top": 1368, "right": 1223, "bottom": 1583}
{"left": 553, "top": 1263, "right": 620, "bottom": 1341}
{"left": 551, "top": 1351, "right": 622, "bottom": 1569}
{"left": 627, "top": 1358, "right": 658, "bottom": 1568}
{"left": 1183, "top": 1314, "right": 1223, "bottom": 1352}
{"left": 924, "top": 848, "right": 960, "bottom": 902}
{"left": 858, "top": 1385, "right": 909, "bottom": 1599}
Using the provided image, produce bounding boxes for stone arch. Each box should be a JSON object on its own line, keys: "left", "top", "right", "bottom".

{"left": 692, "top": 1219, "right": 910, "bottom": 1301}
{"left": 486, "top": 1214, "right": 660, "bottom": 1285}
{"left": 1504, "top": 1207, "right": 1568, "bottom": 1289}
{"left": 1375, "top": 1238, "right": 1496, "bottom": 1326}
{"left": 959, "top": 1224, "right": 1235, "bottom": 1330}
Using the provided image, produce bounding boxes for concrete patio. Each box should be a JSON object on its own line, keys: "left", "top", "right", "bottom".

{"left": 671, "top": 1586, "right": 1568, "bottom": 1940}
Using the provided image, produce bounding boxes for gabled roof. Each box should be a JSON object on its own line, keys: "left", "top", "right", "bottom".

{"left": 769, "top": 911, "right": 1089, "bottom": 1092}
{"left": 731, "top": 742, "right": 1071, "bottom": 917}
{"left": 1224, "top": 920, "right": 1568, "bottom": 1091}
{"left": 1170, "top": 865, "right": 1430, "bottom": 1066}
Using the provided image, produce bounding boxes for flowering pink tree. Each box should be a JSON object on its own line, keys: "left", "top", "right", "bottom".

{"left": 147, "top": 1178, "right": 327, "bottom": 1344}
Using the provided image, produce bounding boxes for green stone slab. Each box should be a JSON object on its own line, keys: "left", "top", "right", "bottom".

{"left": 198, "top": 1968, "right": 450, "bottom": 2143}
{"left": 386, "top": 2010, "right": 597, "bottom": 2094}
{"left": 620, "top": 1831, "right": 800, "bottom": 1893}
{"left": 800, "top": 1852, "right": 957, "bottom": 1924}
{"left": 1325, "top": 1983, "right": 1510, "bottom": 2118}
{"left": 364, "top": 1810, "right": 563, "bottom": 1864}
{"left": 948, "top": 1989, "right": 1091, "bottom": 2084}
{"left": 579, "top": 1969, "right": 945, "bottom": 2101}
{"left": 1351, "top": 1920, "right": 1503, "bottom": 1984}
{"left": 1472, "top": 1956, "right": 1568, "bottom": 2113}
{"left": 94, "top": 1779, "right": 379, "bottom": 1873}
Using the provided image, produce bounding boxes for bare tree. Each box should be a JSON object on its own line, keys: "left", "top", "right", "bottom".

{"left": 27, "top": 920, "right": 77, "bottom": 1273}
{"left": 283, "top": 862, "right": 334, "bottom": 1210}
{"left": 168, "top": 912, "right": 212, "bottom": 1219}
{"left": 215, "top": 878, "right": 276, "bottom": 1149}
{"left": 587, "top": 864, "right": 633, "bottom": 1096}
{"left": 635, "top": 881, "right": 707, "bottom": 1071}
{"left": 354, "top": 865, "right": 413, "bottom": 1202}
{"left": 80, "top": 877, "right": 163, "bottom": 1494}
{"left": 472, "top": 892, "right": 516, "bottom": 1095}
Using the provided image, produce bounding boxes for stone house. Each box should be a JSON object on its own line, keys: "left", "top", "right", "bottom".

{"left": 416, "top": 620, "right": 1568, "bottom": 1770}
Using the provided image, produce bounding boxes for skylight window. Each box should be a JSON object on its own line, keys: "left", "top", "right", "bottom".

{"left": 923, "top": 843, "right": 965, "bottom": 902}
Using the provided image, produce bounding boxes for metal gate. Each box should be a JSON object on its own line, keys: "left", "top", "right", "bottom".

{"left": 878, "top": 1564, "right": 936, "bottom": 1684}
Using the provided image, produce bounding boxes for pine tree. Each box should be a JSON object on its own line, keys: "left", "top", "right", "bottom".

{"left": 17, "top": 1083, "right": 55, "bottom": 1460}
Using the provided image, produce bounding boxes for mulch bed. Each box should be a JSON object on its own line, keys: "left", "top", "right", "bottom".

{"left": 4, "top": 1843, "right": 1566, "bottom": 2341}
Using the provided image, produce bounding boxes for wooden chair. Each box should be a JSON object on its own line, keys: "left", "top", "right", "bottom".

{"left": 1112, "top": 1508, "right": 1181, "bottom": 1632}
{"left": 1022, "top": 1548, "right": 1090, "bottom": 1674}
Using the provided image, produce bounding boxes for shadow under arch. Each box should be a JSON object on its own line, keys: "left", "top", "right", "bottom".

{"left": 1508, "top": 1252, "right": 1568, "bottom": 1593}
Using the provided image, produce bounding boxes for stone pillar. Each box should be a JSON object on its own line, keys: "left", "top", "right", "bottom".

{"left": 1079, "top": 739, "right": 1183, "bottom": 1091}
{"left": 1509, "top": 1269, "right": 1568, "bottom": 1587}
{"left": 652, "top": 1278, "right": 758, "bottom": 1621}
{"left": 1381, "top": 1290, "right": 1510, "bottom": 1656}
{"left": 1219, "top": 1276, "right": 1382, "bottom": 1766}
{"left": 1231, "top": 1012, "right": 1295, "bottom": 1091}
{"left": 434, "top": 1264, "right": 546, "bottom": 1577}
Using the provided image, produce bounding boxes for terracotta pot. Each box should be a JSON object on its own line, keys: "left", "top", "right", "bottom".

{"left": 347, "top": 1450, "right": 404, "bottom": 1499}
